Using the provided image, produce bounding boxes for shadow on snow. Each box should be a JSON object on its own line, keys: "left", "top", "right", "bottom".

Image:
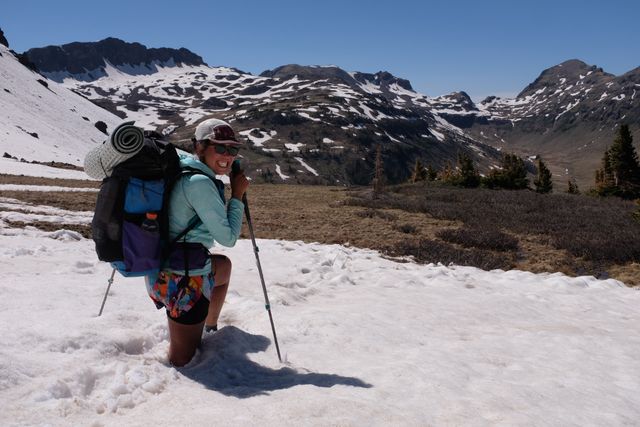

{"left": 179, "top": 326, "right": 372, "bottom": 398}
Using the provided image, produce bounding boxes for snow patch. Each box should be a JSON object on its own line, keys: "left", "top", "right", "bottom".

{"left": 429, "top": 129, "right": 445, "bottom": 142}
{"left": 284, "top": 143, "right": 305, "bottom": 153}
{"left": 294, "top": 157, "right": 319, "bottom": 176}
{"left": 274, "top": 164, "right": 290, "bottom": 180}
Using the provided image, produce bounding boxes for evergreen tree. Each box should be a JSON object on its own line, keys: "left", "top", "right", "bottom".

{"left": 595, "top": 125, "right": 640, "bottom": 198}
{"left": 483, "top": 153, "right": 529, "bottom": 189}
{"left": 372, "top": 145, "right": 384, "bottom": 196}
{"left": 609, "top": 124, "right": 640, "bottom": 197}
{"left": 438, "top": 161, "right": 456, "bottom": 183}
{"left": 534, "top": 158, "right": 553, "bottom": 193}
{"left": 595, "top": 149, "right": 615, "bottom": 194}
{"left": 411, "top": 159, "right": 427, "bottom": 182}
{"left": 567, "top": 177, "right": 580, "bottom": 194}
{"left": 456, "top": 152, "right": 481, "bottom": 188}
{"left": 426, "top": 164, "right": 438, "bottom": 181}
{"left": 261, "top": 168, "right": 274, "bottom": 183}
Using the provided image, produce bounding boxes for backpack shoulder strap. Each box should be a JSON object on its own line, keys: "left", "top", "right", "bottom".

{"left": 170, "top": 167, "right": 220, "bottom": 243}
{"left": 161, "top": 166, "right": 221, "bottom": 272}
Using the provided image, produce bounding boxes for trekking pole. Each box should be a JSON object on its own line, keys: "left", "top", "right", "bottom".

{"left": 242, "top": 193, "right": 282, "bottom": 362}
{"left": 233, "top": 160, "right": 282, "bottom": 362}
{"left": 98, "top": 268, "right": 116, "bottom": 316}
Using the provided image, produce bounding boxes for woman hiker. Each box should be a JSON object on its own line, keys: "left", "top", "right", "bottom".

{"left": 146, "top": 118, "right": 249, "bottom": 367}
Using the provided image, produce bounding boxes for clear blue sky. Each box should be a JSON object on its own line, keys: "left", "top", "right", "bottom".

{"left": 2, "top": 0, "right": 639, "bottom": 100}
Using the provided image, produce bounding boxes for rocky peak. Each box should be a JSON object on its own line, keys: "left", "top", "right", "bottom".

{"left": 447, "top": 91, "right": 475, "bottom": 108}
{"left": 24, "top": 37, "right": 205, "bottom": 81}
{"left": 616, "top": 66, "right": 640, "bottom": 85}
{"left": 0, "top": 28, "right": 8, "bottom": 48}
{"left": 352, "top": 71, "right": 413, "bottom": 91}
{"left": 259, "top": 64, "right": 357, "bottom": 86}
{"left": 258, "top": 65, "right": 416, "bottom": 95}
{"left": 479, "top": 95, "right": 500, "bottom": 105}
{"left": 518, "top": 59, "right": 613, "bottom": 98}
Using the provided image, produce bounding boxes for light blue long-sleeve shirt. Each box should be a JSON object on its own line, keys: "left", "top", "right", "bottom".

{"left": 165, "top": 154, "right": 244, "bottom": 276}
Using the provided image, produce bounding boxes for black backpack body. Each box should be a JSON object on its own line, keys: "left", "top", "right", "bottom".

{"left": 91, "top": 134, "right": 182, "bottom": 276}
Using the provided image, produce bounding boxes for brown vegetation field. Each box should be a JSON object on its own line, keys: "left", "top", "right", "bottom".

{"left": 1, "top": 173, "right": 638, "bottom": 287}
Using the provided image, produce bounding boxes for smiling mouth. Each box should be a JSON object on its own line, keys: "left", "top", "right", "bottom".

{"left": 217, "top": 161, "right": 229, "bottom": 168}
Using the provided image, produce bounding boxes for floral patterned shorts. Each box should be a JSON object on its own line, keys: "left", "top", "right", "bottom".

{"left": 146, "top": 271, "right": 214, "bottom": 323}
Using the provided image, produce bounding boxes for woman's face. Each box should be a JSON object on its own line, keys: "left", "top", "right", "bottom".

{"left": 202, "top": 143, "right": 238, "bottom": 175}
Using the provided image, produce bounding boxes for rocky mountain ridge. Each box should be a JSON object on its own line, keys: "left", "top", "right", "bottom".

{"left": 422, "top": 59, "right": 640, "bottom": 187}
{"left": 19, "top": 37, "right": 502, "bottom": 185}
{"left": 25, "top": 38, "right": 205, "bottom": 83}
{"left": 13, "top": 35, "right": 640, "bottom": 188}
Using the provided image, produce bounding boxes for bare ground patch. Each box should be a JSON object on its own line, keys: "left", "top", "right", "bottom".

{"left": 0, "top": 174, "right": 99, "bottom": 188}
{"left": 2, "top": 182, "right": 638, "bottom": 287}
{"left": 4, "top": 220, "right": 91, "bottom": 238}
{"left": 0, "top": 190, "right": 97, "bottom": 211}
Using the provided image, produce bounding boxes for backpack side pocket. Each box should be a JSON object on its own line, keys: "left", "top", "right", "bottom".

{"left": 122, "top": 220, "right": 161, "bottom": 273}
{"left": 120, "top": 178, "right": 165, "bottom": 275}
{"left": 92, "top": 177, "right": 126, "bottom": 262}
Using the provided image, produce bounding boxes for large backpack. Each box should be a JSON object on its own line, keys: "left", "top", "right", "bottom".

{"left": 91, "top": 132, "right": 211, "bottom": 277}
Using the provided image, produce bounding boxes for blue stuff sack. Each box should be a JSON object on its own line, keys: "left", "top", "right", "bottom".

{"left": 118, "top": 178, "right": 164, "bottom": 276}
{"left": 124, "top": 178, "right": 164, "bottom": 214}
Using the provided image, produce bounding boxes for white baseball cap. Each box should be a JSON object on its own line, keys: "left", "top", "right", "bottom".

{"left": 194, "top": 118, "right": 242, "bottom": 146}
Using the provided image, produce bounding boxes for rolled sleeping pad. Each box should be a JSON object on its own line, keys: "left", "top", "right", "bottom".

{"left": 84, "top": 121, "right": 145, "bottom": 179}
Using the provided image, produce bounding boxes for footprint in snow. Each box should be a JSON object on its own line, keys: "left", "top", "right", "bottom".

{"left": 75, "top": 261, "right": 94, "bottom": 269}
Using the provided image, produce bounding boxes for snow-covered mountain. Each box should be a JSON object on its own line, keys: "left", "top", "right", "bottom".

{"left": 0, "top": 43, "right": 121, "bottom": 167}
{"left": 21, "top": 38, "right": 501, "bottom": 185}
{"left": 10, "top": 34, "right": 639, "bottom": 187}
{"left": 431, "top": 60, "right": 640, "bottom": 187}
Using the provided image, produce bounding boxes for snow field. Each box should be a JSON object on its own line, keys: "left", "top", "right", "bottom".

{"left": 0, "top": 215, "right": 639, "bottom": 426}
{"left": 0, "top": 157, "right": 95, "bottom": 180}
{"left": 0, "top": 45, "right": 120, "bottom": 166}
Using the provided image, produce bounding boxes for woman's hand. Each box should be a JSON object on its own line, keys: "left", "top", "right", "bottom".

{"left": 230, "top": 169, "right": 249, "bottom": 200}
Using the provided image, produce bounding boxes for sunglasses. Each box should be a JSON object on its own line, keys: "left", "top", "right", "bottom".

{"left": 206, "top": 143, "right": 240, "bottom": 156}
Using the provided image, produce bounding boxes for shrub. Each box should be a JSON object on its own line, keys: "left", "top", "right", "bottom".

{"left": 394, "top": 223, "right": 417, "bottom": 234}
{"left": 389, "top": 239, "right": 513, "bottom": 270}
{"left": 345, "top": 184, "right": 640, "bottom": 265}
{"left": 437, "top": 227, "right": 519, "bottom": 252}
{"left": 355, "top": 209, "right": 398, "bottom": 221}
{"left": 410, "top": 159, "right": 427, "bottom": 182}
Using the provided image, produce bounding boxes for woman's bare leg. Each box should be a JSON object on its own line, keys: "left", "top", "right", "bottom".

{"left": 167, "top": 318, "right": 205, "bottom": 367}
{"left": 205, "top": 255, "right": 231, "bottom": 328}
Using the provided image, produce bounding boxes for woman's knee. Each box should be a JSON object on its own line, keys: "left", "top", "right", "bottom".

{"left": 212, "top": 255, "right": 232, "bottom": 284}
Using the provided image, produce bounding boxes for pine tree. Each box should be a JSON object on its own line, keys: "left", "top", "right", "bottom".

{"left": 567, "top": 177, "right": 580, "bottom": 194}
{"left": 438, "top": 161, "right": 456, "bottom": 183}
{"left": 595, "top": 125, "right": 640, "bottom": 198}
{"left": 426, "top": 164, "right": 437, "bottom": 181}
{"left": 456, "top": 152, "right": 480, "bottom": 188}
{"left": 534, "top": 158, "right": 553, "bottom": 193}
{"left": 483, "top": 153, "right": 529, "bottom": 189}
{"left": 372, "top": 145, "right": 384, "bottom": 196}
{"left": 595, "top": 149, "right": 615, "bottom": 194}
{"left": 633, "top": 199, "right": 640, "bottom": 223}
{"left": 609, "top": 124, "right": 640, "bottom": 197}
{"left": 411, "top": 159, "right": 427, "bottom": 182}
{"left": 261, "top": 168, "right": 274, "bottom": 183}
